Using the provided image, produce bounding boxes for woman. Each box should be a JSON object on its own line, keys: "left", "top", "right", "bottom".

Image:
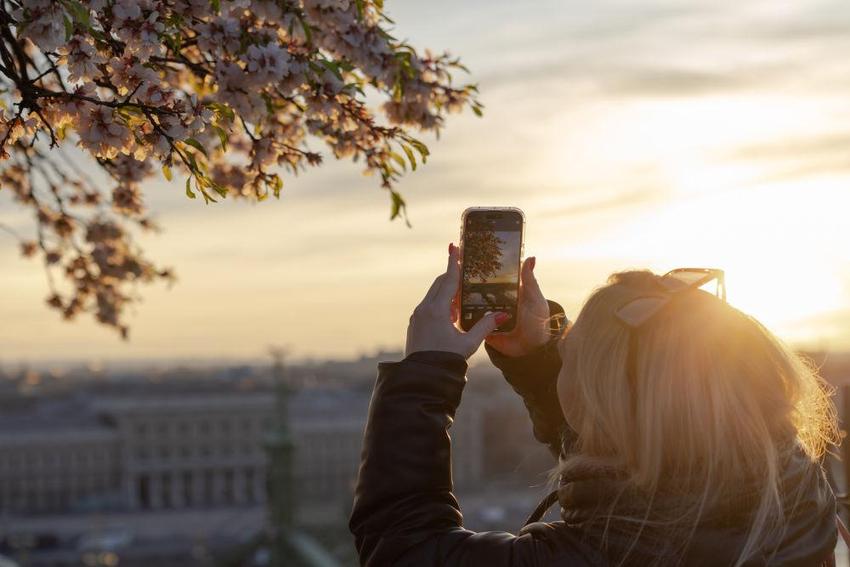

{"left": 349, "top": 244, "right": 841, "bottom": 566}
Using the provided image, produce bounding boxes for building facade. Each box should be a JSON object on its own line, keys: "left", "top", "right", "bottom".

{"left": 0, "top": 368, "right": 539, "bottom": 518}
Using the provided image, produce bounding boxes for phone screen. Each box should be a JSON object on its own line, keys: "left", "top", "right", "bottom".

{"left": 460, "top": 209, "right": 524, "bottom": 332}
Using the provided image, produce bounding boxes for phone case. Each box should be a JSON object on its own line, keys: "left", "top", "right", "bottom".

{"left": 459, "top": 207, "right": 525, "bottom": 333}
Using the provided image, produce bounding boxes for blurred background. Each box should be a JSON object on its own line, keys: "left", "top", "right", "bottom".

{"left": 1, "top": 0, "right": 850, "bottom": 565}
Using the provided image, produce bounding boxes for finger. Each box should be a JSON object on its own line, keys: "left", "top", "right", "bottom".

{"left": 466, "top": 311, "right": 505, "bottom": 345}
{"left": 484, "top": 332, "right": 507, "bottom": 348}
{"left": 519, "top": 256, "right": 544, "bottom": 302}
{"left": 423, "top": 273, "right": 445, "bottom": 303}
{"left": 424, "top": 244, "right": 456, "bottom": 303}
{"left": 436, "top": 244, "right": 462, "bottom": 305}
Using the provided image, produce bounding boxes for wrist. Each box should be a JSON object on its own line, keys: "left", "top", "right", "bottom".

{"left": 403, "top": 350, "right": 468, "bottom": 374}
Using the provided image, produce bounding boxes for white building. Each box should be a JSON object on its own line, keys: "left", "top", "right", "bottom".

{"left": 0, "top": 369, "right": 532, "bottom": 519}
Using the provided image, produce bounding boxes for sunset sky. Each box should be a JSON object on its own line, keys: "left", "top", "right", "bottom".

{"left": 2, "top": 0, "right": 849, "bottom": 365}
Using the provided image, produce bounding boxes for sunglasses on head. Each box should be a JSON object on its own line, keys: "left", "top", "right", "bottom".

{"left": 615, "top": 268, "right": 726, "bottom": 400}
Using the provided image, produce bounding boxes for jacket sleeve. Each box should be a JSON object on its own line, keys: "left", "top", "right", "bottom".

{"left": 484, "top": 301, "right": 577, "bottom": 458}
{"left": 348, "top": 351, "right": 598, "bottom": 567}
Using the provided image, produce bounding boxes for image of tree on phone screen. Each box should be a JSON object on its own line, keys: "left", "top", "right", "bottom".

{"left": 462, "top": 227, "right": 521, "bottom": 309}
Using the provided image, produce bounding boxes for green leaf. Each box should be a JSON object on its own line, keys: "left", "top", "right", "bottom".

{"left": 63, "top": 15, "right": 73, "bottom": 40}
{"left": 64, "top": 0, "right": 91, "bottom": 27}
{"left": 389, "top": 190, "right": 411, "bottom": 227}
{"left": 321, "top": 60, "right": 343, "bottom": 81}
{"left": 185, "top": 177, "right": 196, "bottom": 199}
{"left": 272, "top": 175, "right": 283, "bottom": 198}
{"left": 298, "top": 16, "right": 313, "bottom": 44}
{"left": 209, "top": 179, "right": 228, "bottom": 198}
{"left": 207, "top": 102, "right": 234, "bottom": 122}
{"left": 210, "top": 0, "right": 221, "bottom": 13}
{"left": 472, "top": 104, "right": 483, "bottom": 117}
{"left": 402, "top": 144, "right": 417, "bottom": 171}
{"left": 164, "top": 33, "right": 182, "bottom": 53}
{"left": 390, "top": 190, "right": 405, "bottom": 219}
{"left": 184, "top": 137, "right": 208, "bottom": 157}
{"left": 409, "top": 139, "right": 429, "bottom": 163}
{"left": 213, "top": 125, "right": 228, "bottom": 152}
{"left": 389, "top": 151, "right": 406, "bottom": 172}
{"left": 185, "top": 151, "right": 199, "bottom": 174}
{"left": 162, "top": 164, "right": 173, "bottom": 181}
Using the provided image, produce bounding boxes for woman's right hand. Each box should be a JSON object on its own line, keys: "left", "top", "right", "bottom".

{"left": 483, "top": 256, "right": 552, "bottom": 357}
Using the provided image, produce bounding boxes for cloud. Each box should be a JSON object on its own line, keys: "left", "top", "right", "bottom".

{"left": 726, "top": 133, "right": 850, "bottom": 161}
{"left": 470, "top": 0, "right": 850, "bottom": 103}
{"left": 536, "top": 185, "right": 668, "bottom": 219}
{"left": 723, "top": 132, "right": 850, "bottom": 182}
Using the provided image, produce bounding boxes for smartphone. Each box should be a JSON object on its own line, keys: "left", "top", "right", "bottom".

{"left": 459, "top": 207, "right": 525, "bottom": 333}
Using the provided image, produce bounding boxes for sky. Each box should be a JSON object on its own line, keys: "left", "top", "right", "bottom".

{"left": 1, "top": 0, "right": 850, "bottom": 365}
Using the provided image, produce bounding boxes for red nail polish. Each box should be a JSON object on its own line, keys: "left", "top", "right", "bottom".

{"left": 495, "top": 312, "right": 510, "bottom": 325}
{"left": 448, "top": 243, "right": 454, "bottom": 255}
{"left": 529, "top": 256, "right": 536, "bottom": 271}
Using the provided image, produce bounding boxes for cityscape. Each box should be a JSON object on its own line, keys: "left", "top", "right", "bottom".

{"left": 1, "top": 0, "right": 849, "bottom": 565}
{"left": 0, "top": 350, "right": 568, "bottom": 566}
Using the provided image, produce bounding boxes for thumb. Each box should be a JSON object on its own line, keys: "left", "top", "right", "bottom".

{"left": 466, "top": 311, "right": 504, "bottom": 346}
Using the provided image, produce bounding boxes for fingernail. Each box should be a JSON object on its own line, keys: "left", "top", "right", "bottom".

{"left": 529, "top": 256, "right": 536, "bottom": 271}
{"left": 448, "top": 243, "right": 455, "bottom": 255}
{"left": 495, "top": 312, "right": 510, "bottom": 325}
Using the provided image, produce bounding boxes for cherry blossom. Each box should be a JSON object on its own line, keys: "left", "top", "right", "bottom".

{"left": 0, "top": 0, "right": 481, "bottom": 336}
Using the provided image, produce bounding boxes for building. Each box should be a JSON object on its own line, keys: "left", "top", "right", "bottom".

{"left": 0, "top": 371, "right": 530, "bottom": 518}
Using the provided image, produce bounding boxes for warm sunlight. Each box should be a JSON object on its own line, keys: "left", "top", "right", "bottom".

{"left": 526, "top": 88, "right": 849, "bottom": 350}
{"left": 553, "top": 177, "right": 848, "bottom": 347}
{"left": 3, "top": 2, "right": 850, "bottom": 565}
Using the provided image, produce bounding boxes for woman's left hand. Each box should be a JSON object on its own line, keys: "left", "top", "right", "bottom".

{"left": 405, "top": 243, "right": 508, "bottom": 359}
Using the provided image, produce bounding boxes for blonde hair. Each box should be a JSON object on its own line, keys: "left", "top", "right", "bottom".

{"left": 555, "top": 270, "right": 839, "bottom": 566}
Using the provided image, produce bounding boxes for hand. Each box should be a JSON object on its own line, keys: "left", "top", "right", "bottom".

{"left": 484, "top": 256, "right": 551, "bottom": 357}
{"left": 405, "top": 243, "right": 508, "bottom": 359}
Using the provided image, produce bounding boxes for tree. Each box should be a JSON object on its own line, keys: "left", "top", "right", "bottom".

{"left": 0, "top": 0, "right": 481, "bottom": 337}
{"left": 462, "top": 228, "right": 504, "bottom": 282}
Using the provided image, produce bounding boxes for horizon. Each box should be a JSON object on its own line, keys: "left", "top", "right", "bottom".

{"left": 2, "top": 0, "right": 850, "bottom": 362}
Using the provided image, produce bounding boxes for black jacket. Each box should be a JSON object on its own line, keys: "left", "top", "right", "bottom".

{"left": 349, "top": 337, "right": 837, "bottom": 566}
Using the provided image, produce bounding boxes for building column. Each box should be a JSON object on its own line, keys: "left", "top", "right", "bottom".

{"left": 149, "top": 473, "right": 163, "bottom": 509}
{"left": 233, "top": 468, "right": 247, "bottom": 505}
{"left": 124, "top": 474, "right": 138, "bottom": 510}
{"left": 254, "top": 465, "right": 266, "bottom": 504}
{"left": 213, "top": 469, "right": 225, "bottom": 506}
{"left": 171, "top": 472, "right": 185, "bottom": 509}
{"left": 192, "top": 469, "right": 205, "bottom": 507}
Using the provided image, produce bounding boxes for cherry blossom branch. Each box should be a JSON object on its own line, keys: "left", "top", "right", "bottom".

{"left": 0, "top": 0, "right": 479, "bottom": 335}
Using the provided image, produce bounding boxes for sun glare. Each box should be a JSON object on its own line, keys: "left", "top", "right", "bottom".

{"left": 540, "top": 95, "right": 849, "bottom": 348}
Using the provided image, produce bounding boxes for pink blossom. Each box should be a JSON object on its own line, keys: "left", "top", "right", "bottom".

{"left": 3, "top": 0, "right": 479, "bottom": 337}
{"left": 77, "top": 106, "right": 132, "bottom": 159}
